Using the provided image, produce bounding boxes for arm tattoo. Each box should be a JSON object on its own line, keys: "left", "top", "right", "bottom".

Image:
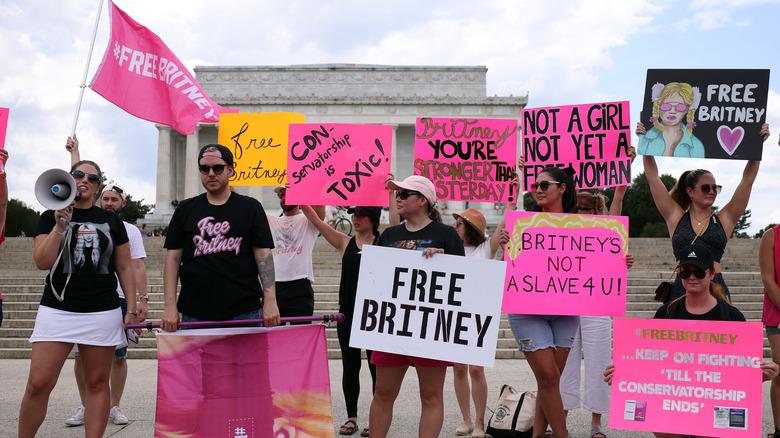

{"left": 256, "top": 253, "right": 275, "bottom": 292}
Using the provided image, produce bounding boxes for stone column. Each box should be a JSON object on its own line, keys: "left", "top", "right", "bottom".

{"left": 391, "top": 124, "right": 398, "bottom": 176}
{"left": 155, "top": 126, "right": 172, "bottom": 215}
{"left": 184, "top": 125, "right": 201, "bottom": 198}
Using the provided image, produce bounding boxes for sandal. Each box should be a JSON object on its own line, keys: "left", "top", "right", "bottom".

{"left": 360, "top": 427, "right": 370, "bottom": 437}
{"left": 339, "top": 419, "right": 358, "bottom": 435}
{"left": 591, "top": 425, "right": 607, "bottom": 438}
{"left": 544, "top": 427, "right": 555, "bottom": 437}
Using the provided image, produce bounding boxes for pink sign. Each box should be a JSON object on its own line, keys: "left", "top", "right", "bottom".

{"left": 155, "top": 325, "right": 333, "bottom": 438}
{"left": 414, "top": 117, "right": 518, "bottom": 203}
{"left": 502, "top": 210, "right": 628, "bottom": 316}
{"left": 286, "top": 123, "right": 392, "bottom": 207}
{"left": 0, "top": 107, "right": 8, "bottom": 148}
{"left": 521, "top": 101, "right": 631, "bottom": 190}
{"left": 610, "top": 318, "right": 763, "bottom": 437}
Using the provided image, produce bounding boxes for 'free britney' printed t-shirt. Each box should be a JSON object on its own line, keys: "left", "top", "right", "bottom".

{"left": 35, "top": 206, "right": 128, "bottom": 312}
{"left": 377, "top": 220, "right": 465, "bottom": 257}
{"left": 267, "top": 213, "right": 320, "bottom": 282}
{"left": 165, "top": 193, "right": 274, "bottom": 320}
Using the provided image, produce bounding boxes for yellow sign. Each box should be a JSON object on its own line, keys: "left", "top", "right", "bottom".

{"left": 217, "top": 112, "right": 305, "bottom": 186}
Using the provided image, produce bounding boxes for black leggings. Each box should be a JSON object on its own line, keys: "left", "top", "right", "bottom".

{"left": 337, "top": 318, "right": 376, "bottom": 418}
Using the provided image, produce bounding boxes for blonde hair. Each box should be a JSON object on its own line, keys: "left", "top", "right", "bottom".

{"left": 576, "top": 192, "right": 608, "bottom": 215}
{"left": 652, "top": 82, "right": 697, "bottom": 136}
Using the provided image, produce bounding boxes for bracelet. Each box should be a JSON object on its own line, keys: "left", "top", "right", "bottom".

{"left": 128, "top": 311, "right": 139, "bottom": 316}
{"left": 139, "top": 295, "right": 149, "bottom": 301}
{"left": 52, "top": 228, "right": 64, "bottom": 236}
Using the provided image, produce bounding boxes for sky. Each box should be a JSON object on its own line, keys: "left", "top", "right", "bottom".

{"left": 1, "top": 0, "right": 780, "bottom": 234}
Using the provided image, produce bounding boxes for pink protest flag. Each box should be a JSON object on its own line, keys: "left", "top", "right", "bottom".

{"left": 90, "top": 1, "right": 238, "bottom": 135}
{"left": 155, "top": 324, "right": 334, "bottom": 438}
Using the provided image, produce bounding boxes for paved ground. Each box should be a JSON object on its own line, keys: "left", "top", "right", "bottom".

{"left": 0, "top": 357, "right": 776, "bottom": 437}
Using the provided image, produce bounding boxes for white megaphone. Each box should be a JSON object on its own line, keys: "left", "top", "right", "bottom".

{"left": 35, "top": 169, "right": 82, "bottom": 210}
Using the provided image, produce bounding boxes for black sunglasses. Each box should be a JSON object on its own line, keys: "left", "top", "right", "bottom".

{"left": 530, "top": 180, "right": 562, "bottom": 191}
{"left": 198, "top": 164, "right": 226, "bottom": 175}
{"left": 396, "top": 189, "right": 422, "bottom": 200}
{"left": 679, "top": 268, "right": 708, "bottom": 279}
{"left": 277, "top": 192, "right": 285, "bottom": 199}
{"left": 71, "top": 170, "right": 100, "bottom": 183}
{"left": 699, "top": 184, "right": 722, "bottom": 194}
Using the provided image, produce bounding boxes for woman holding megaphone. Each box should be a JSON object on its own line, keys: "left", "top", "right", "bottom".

{"left": 19, "top": 153, "right": 138, "bottom": 438}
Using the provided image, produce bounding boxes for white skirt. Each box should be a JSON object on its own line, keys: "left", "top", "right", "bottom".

{"left": 30, "top": 305, "right": 127, "bottom": 349}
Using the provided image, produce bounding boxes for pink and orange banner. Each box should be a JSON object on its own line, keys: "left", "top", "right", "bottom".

{"left": 610, "top": 318, "right": 763, "bottom": 437}
{"left": 155, "top": 325, "right": 334, "bottom": 438}
{"left": 0, "top": 107, "right": 7, "bottom": 175}
{"left": 91, "top": 1, "right": 237, "bottom": 135}
{"left": 502, "top": 211, "right": 629, "bottom": 316}
{"left": 286, "top": 123, "right": 393, "bottom": 206}
{"left": 521, "top": 101, "right": 631, "bottom": 190}
{"left": 414, "top": 117, "right": 518, "bottom": 203}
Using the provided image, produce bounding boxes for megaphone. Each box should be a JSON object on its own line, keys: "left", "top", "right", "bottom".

{"left": 35, "top": 169, "right": 82, "bottom": 210}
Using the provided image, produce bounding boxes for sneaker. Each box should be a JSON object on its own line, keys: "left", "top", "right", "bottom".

{"left": 65, "top": 406, "right": 85, "bottom": 426}
{"left": 109, "top": 406, "right": 129, "bottom": 425}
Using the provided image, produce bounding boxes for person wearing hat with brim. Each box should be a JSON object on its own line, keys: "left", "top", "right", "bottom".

{"left": 160, "top": 143, "right": 280, "bottom": 331}
{"left": 449, "top": 202, "right": 514, "bottom": 438}
{"left": 369, "top": 175, "right": 464, "bottom": 438}
{"left": 266, "top": 185, "right": 325, "bottom": 324}
{"left": 603, "top": 243, "right": 780, "bottom": 438}
{"left": 300, "top": 204, "right": 381, "bottom": 437}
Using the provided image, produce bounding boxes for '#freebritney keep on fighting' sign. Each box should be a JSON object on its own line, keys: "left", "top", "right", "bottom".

{"left": 502, "top": 211, "right": 629, "bottom": 316}
{"left": 610, "top": 318, "right": 763, "bottom": 437}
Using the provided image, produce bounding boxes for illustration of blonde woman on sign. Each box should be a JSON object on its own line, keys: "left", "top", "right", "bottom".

{"left": 638, "top": 82, "right": 705, "bottom": 158}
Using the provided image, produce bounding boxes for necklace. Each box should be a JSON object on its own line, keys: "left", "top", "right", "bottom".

{"left": 690, "top": 210, "right": 710, "bottom": 227}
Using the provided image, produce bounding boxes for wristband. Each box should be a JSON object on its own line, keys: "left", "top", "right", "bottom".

{"left": 139, "top": 295, "right": 149, "bottom": 301}
{"left": 128, "top": 311, "right": 139, "bottom": 316}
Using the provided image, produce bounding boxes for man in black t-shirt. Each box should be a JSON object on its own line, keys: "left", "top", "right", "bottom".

{"left": 161, "top": 144, "right": 280, "bottom": 330}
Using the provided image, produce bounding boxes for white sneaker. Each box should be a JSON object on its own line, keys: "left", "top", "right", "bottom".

{"left": 109, "top": 406, "right": 129, "bottom": 425}
{"left": 65, "top": 405, "right": 85, "bottom": 426}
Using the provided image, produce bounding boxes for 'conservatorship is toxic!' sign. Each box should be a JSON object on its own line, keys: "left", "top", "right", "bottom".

{"left": 350, "top": 246, "right": 505, "bottom": 367}
{"left": 610, "top": 318, "right": 763, "bottom": 437}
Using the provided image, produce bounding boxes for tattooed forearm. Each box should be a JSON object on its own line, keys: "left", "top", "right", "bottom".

{"left": 256, "top": 253, "right": 275, "bottom": 292}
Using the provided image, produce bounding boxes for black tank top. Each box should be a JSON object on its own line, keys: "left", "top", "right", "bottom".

{"left": 338, "top": 236, "right": 375, "bottom": 319}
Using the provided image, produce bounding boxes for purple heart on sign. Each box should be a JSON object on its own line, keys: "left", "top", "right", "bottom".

{"left": 717, "top": 125, "right": 745, "bottom": 156}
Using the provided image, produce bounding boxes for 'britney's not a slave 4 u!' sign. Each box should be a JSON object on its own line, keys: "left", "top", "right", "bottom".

{"left": 522, "top": 101, "right": 632, "bottom": 191}
{"left": 610, "top": 318, "right": 763, "bottom": 437}
{"left": 502, "top": 211, "right": 629, "bottom": 316}
{"left": 414, "top": 117, "right": 518, "bottom": 203}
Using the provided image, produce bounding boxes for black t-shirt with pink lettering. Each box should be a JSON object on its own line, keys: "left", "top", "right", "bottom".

{"left": 165, "top": 192, "right": 274, "bottom": 320}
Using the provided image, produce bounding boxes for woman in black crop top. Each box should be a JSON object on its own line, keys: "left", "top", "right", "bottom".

{"left": 301, "top": 204, "right": 380, "bottom": 437}
{"left": 639, "top": 122, "right": 770, "bottom": 302}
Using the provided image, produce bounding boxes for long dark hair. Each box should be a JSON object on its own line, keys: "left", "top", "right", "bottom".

{"left": 536, "top": 166, "right": 577, "bottom": 213}
{"left": 670, "top": 169, "right": 712, "bottom": 211}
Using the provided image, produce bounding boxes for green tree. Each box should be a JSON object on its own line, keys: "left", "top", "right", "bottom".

{"left": 731, "top": 209, "right": 752, "bottom": 238}
{"left": 755, "top": 223, "right": 777, "bottom": 239}
{"left": 119, "top": 194, "right": 154, "bottom": 224}
{"left": 620, "top": 171, "right": 677, "bottom": 237}
{"left": 5, "top": 199, "right": 40, "bottom": 237}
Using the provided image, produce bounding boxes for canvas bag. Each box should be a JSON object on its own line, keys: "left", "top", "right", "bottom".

{"left": 486, "top": 384, "right": 536, "bottom": 438}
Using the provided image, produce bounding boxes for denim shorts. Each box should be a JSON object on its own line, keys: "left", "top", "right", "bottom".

{"left": 766, "top": 325, "right": 780, "bottom": 337}
{"left": 508, "top": 314, "right": 580, "bottom": 352}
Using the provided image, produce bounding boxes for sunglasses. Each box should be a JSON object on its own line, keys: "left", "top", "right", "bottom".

{"left": 530, "top": 180, "right": 562, "bottom": 191}
{"left": 104, "top": 184, "right": 123, "bottom": 195}
{"left": 277, "top": 192, "right": 285, "bottom": 199}
{"left": 71, "top": 170, "right": 100, "bottom": 184}
{"left": 660, "top": 103, "right": 688, "bottom": 112}
{"left": 396, "top": 189, "right": 423, "bottom": 200}
{"left": 699, "top": 184, "right": 722, "bottom": 194}
{"left": 679, "top": 268, "right": 708, "bottom": 279}
{"left": 198, "top": 164, "right": 226, "bottom": 175}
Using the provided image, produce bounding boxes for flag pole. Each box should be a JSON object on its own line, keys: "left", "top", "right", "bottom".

{"left": 70, "top": 0, "right": 106, "bottom": 137}
{"left": 127, "top": 313, "right": 346, "bottom": 331}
